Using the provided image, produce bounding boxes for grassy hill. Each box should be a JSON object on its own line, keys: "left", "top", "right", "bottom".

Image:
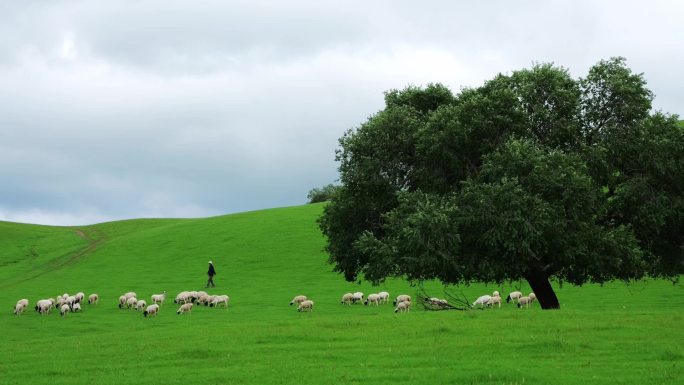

{"left": 1, "top": 203, "right": 682, "bottom": 385}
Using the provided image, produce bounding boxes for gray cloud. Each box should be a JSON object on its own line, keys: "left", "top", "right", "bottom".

{"left": 0, "top": 0, "right": 682, "bottom": 225}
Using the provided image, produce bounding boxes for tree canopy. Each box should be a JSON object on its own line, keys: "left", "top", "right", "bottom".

{"left": 319, "top": 58, "right": 683, "bottom": 309}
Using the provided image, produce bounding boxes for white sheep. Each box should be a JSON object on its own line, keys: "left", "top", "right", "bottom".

{"left": 136, "top": 300, "right": 147, "bottom": 311}
{"left": 210, "top": 295, "right": 229, "bottom": 308}
{"left": 16, "top": 299, "right": 29, "bottom": 308}
{"left": 126, "top": 297, "right": 138, "bottom": 309}
{"left": 393, "top": 295, "right": 411, "bottom": 306}
{"left": 378, "top": 291, "right": 390, "bottom": 304}
{"left": 14, "top": 303, "right": 26, "bottom": 315}
{"left": 71, "top": 303, "right": 82, "bottom": 312}
{"left": 143, "top": 304, "right": 160, "bottom": 317}
{"left": 118, "top": 295, "right": 127, "bottom": 308}
{"left": 506, "top": 291, "right": 523, "bottom": 304}
{"left": 60, "top": 304, "right": 70, "bottom": 317}
{"left": 472, "top": 295, "right": 492, "bottom": 309}
{"left": 340, "top": 293, "right": 354, "bottom": 305}
{"left": 35, "top": 299, "right": 53, "bottom": 314}
{"left": 352, "top": 292, "right": 364, "bottom": 304}
{"left": 297, "top": 300, "right": 314, "bottom": 312}
{"left": 290, "top": 295, "right": 307, "bottom": 306}
{"left": 177, "top": 303, "right": 193, "bottom": 315}
{"left": 74, "top": 292, "right": 85, "bottom": 303}
{"left": 394, "top": 300, "right": 411, "bottom": 313}
{"left": 88, "top": 294, "right": 99, "bottom": 305}
{"left": 364, "top": 294, "right": 381, "bottom": 306}
{"left": 174, "top": 291, "right": 192, "bottom": 304}
{"left": 528, "top": 293, "right": 536, "bottom": 302}
{"left": 492, "top": 291, "right": 500, "bottom": 297}
{"left": 124, "top": 292, "right": 137, "bottom": 300}
{"left": 151, "top": 291, "right": 167, "bottom": 306}
{"left": 488, "top": 295, "right": 502, "bottom": 309}
{"left": 518, "top": 296, "right": 532, "bottom": 309}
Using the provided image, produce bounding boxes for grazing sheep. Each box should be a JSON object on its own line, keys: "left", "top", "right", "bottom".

{"left": 126, "top": 297, "right": 138, "bottom": 309}
{"left": 174, "top": 291, "right": 192, "bottom": 304}
{"left": 506, "top": 291, "right": 523, "bottom": 303}
{"left": 71, "top": 303, "right": 82, "bottom": 312}
{"left": 60, "top": 304, "right": 70, "bottom": 317}
{"left": 143, "top": 304, "right": 160, "bottom": 318}
{"left": 151, "top": 291, "right": 166, "bottom": 306}
{"left": 472, "top": 295, "right": 493, "bottom": 309}
{"left": 14, "top": 303, "right": 26, "bottom": 315}
{"left": 290, "top": 295, "right": 307, "bottom": 306}
{"left": 518, "top": 296, "right": 532, "bottom": 309}
{"left": 378, "top": 291, "right": 390, "bottom": 304}
{"left": 488, "top": 295, "right": 502, "bottom": 308}
{"left": 210, "top": 295, "right": 230, "bottom": 308}
{"left": 35, "top": 299, "right": 53, "bottom": 314}
{"left": 492, "top": 291, "right": 500, "bottom": 297}
{"left": 74, "top": 292, "right": 85, "bottom": 303}
{"left": 197, "top": 294, "right": 214, "bottom": 306}
{"left": 297, "top": 300, "right": 314, "bottom": 312}
{"left": 88, "top": 294, "right": 99, "bottom": 305}
{"left": 136, "top": 300, "right": 147, "bottom": 311}
{"left": 341, "top": 293, "right": 354, "bottom": 305}
{"left": 393, "top": 295, "right": 411, "bottom": 306}
{"left": 177, "top": 303, "right": 193, "bottom": 315}
{"left": 364, "top": 294, "right": 381, "bottom": 306}
{"left": 17, "top": 299, "right": 29, "bottom": 308}
{"left": 66, "top": 296, "right": 77, "bottom": 308}
{"left": 118, "top": 295, "right": 127, "bottom": 309}
{"left": 352, "top": 292, "right": 364, "bottom": 304}
{"left": 528, "top": 293, "right": 536, "bottom": 303}
{"left": 394, "top": 300, "right": 411, "bottom": 313}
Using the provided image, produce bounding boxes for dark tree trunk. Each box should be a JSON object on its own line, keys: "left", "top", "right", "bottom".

{"left": 525, "top": 269, "right": 560, "bottom": 310}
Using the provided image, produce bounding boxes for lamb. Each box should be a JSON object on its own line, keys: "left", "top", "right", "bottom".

{"left": 290, "top": 295, "right": 307, "bottom": 306}
{"left": 488, "top": 295, "right": 502, "bottom": 309}
{"left": 472, "top": 295, "right": 493, "bottom": 309}
{"left": 151, "top": 291, "right": 166, "bottom": 306}
{"left": 136, "top": 300, "right": 147, "bottom": 311}
{"left": 60, "top": 304, "right": 70, "bottom": 317}
{"left": 177, "top": 303, "right": 193, "bottom": 315}
{"left": 506, "top": 291, "right": 523, "bottom": 303}
{"left": 143, "top": 304, "right": 160, "bottom": 317}
{"left": 518, "top": 296, "right": 532, "bottom": 309}
{"left": 352, "top": 292, "right": 364, "bottom": 304}
{"left": 378, "top": 291, "right": 390, "bottom": 304}
{"left": 210, "top": 295, "right": 229, "bottom": 308}
{"left": 297, "top": 300, "right": 314, "bottom": 312}
{"left": 393, "top": 295, "right": 411, "bottom": 306}
{"left": 364, "top": 294, "right": 381, "bottom": 306}
{"left": 394, "top": 300, "right": 411, "bottom": 313}
{"left": 528, "top": 293, "right": 536, "bottom": 302}
{"left": 340, "top": 293, "right": 354, "bottom": 305}
{"left": 71, "top": 303, "right": 82, "bottom": 312}
{"left": 88, "top": 294, "right": 99, "bottom": 305}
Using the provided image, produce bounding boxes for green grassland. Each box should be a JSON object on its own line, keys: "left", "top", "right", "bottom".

{"left": 0, "top": 203, "right": 682, "bottom": 385}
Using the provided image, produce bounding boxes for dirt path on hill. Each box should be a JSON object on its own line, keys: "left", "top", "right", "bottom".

{"left": 0, "top": 228, "right": 108, "bottom": 289}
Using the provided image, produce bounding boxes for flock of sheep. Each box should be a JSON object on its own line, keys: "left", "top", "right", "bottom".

{"left": 472, "top": 290, "right": 537, "bottom": 309}
{"left": 14, "top": 289, "right": 231, "bottom": 318}
{"left": 13, "top": 289, "right": 536, "bottom": 318}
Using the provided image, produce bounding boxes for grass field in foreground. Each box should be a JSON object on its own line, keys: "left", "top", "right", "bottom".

{"left": 0, "top": 203, "right": 682, "bottom": 385}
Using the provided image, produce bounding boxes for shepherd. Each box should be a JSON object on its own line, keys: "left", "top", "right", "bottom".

{"left": 206, "top": 261, "right": 216, "bottom": 288}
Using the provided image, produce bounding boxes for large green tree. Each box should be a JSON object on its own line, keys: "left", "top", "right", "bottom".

{"left": 319, "top": 58, "right": 683, "bottom": 309}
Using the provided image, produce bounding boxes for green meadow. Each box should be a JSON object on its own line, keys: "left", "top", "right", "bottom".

{"left": 1, "top": 203, "right": 682, "bottom": 385}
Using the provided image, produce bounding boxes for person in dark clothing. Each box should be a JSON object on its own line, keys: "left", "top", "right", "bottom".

{"left": 206, "top": 261, "right": 216, "bottom": 287}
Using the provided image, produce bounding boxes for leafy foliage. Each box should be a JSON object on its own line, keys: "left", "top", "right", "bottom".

{"left": 320, "top": 58, "right": 683, "bottom": 309}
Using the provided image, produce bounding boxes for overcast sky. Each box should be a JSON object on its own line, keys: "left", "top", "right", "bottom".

{"left": 0, "top": 0, "right": 681, "bottom": 226}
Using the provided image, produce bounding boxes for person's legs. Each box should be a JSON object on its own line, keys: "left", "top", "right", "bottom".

{"left": 207, "top": 275, "right": 215, "bottom": 287}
